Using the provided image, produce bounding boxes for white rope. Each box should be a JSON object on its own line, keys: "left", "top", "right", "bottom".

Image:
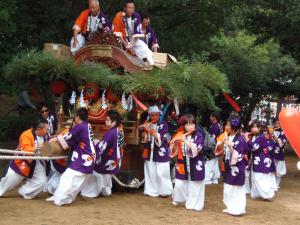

{"left": 112, "top": 175, "right": 145, "bottom": 188}
{"left": 0, "top": 150, "right": 145, "bottom": 188}
{"left": 0, "top": 155, "right": 68, "bottom": 160}
{"left": 0, "top": 149, "right": 35, "bottom": 155}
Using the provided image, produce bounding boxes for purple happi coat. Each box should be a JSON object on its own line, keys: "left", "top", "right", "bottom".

{"left": 143, "top": 121, "right": 170, "bottom": 163}
{"left": 62, "top": 122, "right": 95, "bottom": 174}
{"left": 94, "top": 127, "right": 122, "bottom": 174}
{"left": 273, "top": 129, "right": 287, "bottom": 161}
{"left": 123, "top": 12, "right": 143, "bottom": 42}
{"left": 86, "top": 11, "right": 111, "bottom": 39}
{"left": 266, "top": 138, "right": 277, "bottom": 173}
{"left": 248, "top": 134, "right": 272, "bottom": 174}
{"left": 209, "top": 122, "right": 223, "bottom": 139}
{"left": 175, "top": 131, "right": 205, "bottom": 181}
{"left": 52, "top": 159, "right": 67, "bottom": 174}
{"left": 224, "top": 134, "right": 248, "bottom": 186}
{"left": 143, "top": 26, "right": 159, "bottom": 50}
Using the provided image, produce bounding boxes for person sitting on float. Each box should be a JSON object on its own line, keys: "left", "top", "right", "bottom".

{"left": 112, "top": 0, "right": 154, "bottom": 65}
{"left": 140, "top": 12, "right": 159, "bottom": 52}
{"left": 71, "top": 0, "right": 111, "bottom": 54}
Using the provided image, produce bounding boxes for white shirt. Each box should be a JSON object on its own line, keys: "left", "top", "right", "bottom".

{"left": 224, "top": 135, "right": 235, "bottom": 161}
{"left": 90, "top": 15, "right": 98, "bottom": 32}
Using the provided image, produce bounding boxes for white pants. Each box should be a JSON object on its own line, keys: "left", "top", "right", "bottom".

{"left": 271, "top": 173, "right": 278, "bottom": 192}
{"left": 245, "top": 170, "right": 251, "bottom": 194}
{"left": 53, "top": 168, "right": 88, "bottom": 206}
{"left": 144, "top": 161, "right": 173, "bottom": 197}
{"left": 133, "top": 39, "right": 154, "bottom": 65}
{"left": 81, "top": 172, "right": 112, "bottom": 198}
{"left": 44, "top": 163, "right": 62, "bottom": 195}
{"left": 0, "top": 160, "right": 47, "bottom": 199}
{"left": 251, "top": 172, "right": 275, "bottom": 200}
{"left": 172, "top": 179, "right": 205, "bottom": 211}
{"left": 70, "top": 34, "right": 85, "bottom": 54}
{"left": 204, "top": 158, "right": 220, "bottom": 184}
{"left": 223, "top": 183, "right": 246, "bottom": 215}
{"left": 275, "top": 160, "right": 286, "bottom": 188}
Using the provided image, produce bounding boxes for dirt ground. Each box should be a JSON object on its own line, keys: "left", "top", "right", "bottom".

{"left": 0, "top": 154, "right": 299, "bottom": 225}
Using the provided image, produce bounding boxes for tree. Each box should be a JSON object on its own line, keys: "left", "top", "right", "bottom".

{"left": 210, "top": 31, "right": 300, "bottom": 125}
{"left": 236, "top": 0, "right": 300, "bottom": 62}
{"left": 3, "top": 50, "right": 228, "bottom": 112}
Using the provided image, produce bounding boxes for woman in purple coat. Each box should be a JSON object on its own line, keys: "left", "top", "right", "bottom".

{"left": 248, "top": 121, "right": 275, "bottom": 200}
{"left": 171, "top": 114, "right": 205, "bottom": 211}
{"left": 272, "top": 118, "right": 287, "bottom": 189}
{"left": 218, "top": 117, "right": 247, "bottom": 216}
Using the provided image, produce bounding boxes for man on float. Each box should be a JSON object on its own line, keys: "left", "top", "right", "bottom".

{"left": 141, "top": 12, "right": 159, "bottom": 52}
{"left": 0, "top": 119, "right": 49, "bottom": 199}
{"left": 140, "top": 105, "right": 173, "bottom": 197}
{"left": 71, "top": 0, "right": 111, "bottom": 54}
{"left": 112, "top": 0, "right": 154, "bottom": 65}
{"left": 47, "top": 108, "right": 96, "bottom": 206}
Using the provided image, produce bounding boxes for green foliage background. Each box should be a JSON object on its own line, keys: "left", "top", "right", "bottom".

{"left": 1, "top": 0, "right": 300, "bottom": 130}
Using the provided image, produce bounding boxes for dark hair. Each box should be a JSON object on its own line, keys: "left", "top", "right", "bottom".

{"left": 249, "top": 120, "right": 261, "bottom": 130}
{"left": 228, "top": 117, "right": 241, "bottom": 131}
{"left": 273, "top": 117, "right": 279, "bottom": 124}
{"left": 182, "top": 114, "right": 195, "bottom": 126}
{"left": 37, "top": 102, "right": 48, "bottom": 112}
{"left": 107, "top": 110, "right": 122, "bottom": 127}
{"left": 124, "top": 0, "right": 135, "bottom": 7}
{"left": 33, "top": 118, "right": 48, "bottom": 130}
{"left": 75, "top": 108, "right": 89, "bottom": 122}
{"left": 210, "top": 112, "right": 221, "bottom": 122}
{"left": 260, "top": 125, "right": 269, "bottom": 134}
{"left": 141, "top": 12, "right": 151, "bottom": 21}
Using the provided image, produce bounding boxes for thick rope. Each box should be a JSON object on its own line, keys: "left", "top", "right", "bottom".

{"left": 0, "top": 155, "right": 68, "bottom": 160}
{"left": 0, "top": 149, "right": 35, "bottom": 155}
{"left": 112, "top": 175, "right": 145, "bottom": 188}
{"left": 0, "top": 150, "right": 145, "bottom": 188}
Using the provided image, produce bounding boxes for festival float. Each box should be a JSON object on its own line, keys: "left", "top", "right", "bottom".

{"left": 1, "top": 29, "right": 229, "bottom": 188}
{"left": 43, "top": 30, "right": 179, "bottom": 188}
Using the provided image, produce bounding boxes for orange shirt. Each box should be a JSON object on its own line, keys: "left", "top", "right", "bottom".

{"left": 74, "top": 9, "right": 90, "bottom": 34}
{"left": 19, "top": 128, "right": 36, "bottom": 152}
{"left": 113, "top": 12, "right": 127, "bottom": 40}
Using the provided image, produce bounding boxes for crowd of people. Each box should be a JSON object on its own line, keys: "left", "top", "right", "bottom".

{"left": 0, "top": 0, "right": 289, "bottom": 216}
{"left": 71, "top": 0, "right": 158, "bottom": 65}
{"left": 0, "top": 101, "right": 287, "bottom": 216}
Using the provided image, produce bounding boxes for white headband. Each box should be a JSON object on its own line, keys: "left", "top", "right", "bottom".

{"left": 148, "top": 105, "right": 161, "bottom": 114}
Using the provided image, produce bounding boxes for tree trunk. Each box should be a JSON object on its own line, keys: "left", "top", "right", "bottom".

{"left": 242, "top": 94, "right": 261, "bottom": 127}
{"left": 276, "top": 97, "right": 283, "bottom": 118}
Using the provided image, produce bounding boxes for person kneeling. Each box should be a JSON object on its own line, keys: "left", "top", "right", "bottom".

{"left": 0, "top": 119, "right": 49, "bottom": 199}
{"left": 48, "top": 108, "right": 96, "bottom": 206}
{"left": 81, "top": 110, "right": 124, "bottom": 197}
{"left": 171, "top": 114, "right": 206, "bottom": 211}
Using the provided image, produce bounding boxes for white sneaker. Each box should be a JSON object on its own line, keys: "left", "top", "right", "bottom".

{"left": 46, "top": 196, "right": 55, "bottom": 202}
{"left": 172, "top": 201, "right": 179, "bottom": 206}
{"left": 22, "top": 195, "right": 34, "bottom": 200}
